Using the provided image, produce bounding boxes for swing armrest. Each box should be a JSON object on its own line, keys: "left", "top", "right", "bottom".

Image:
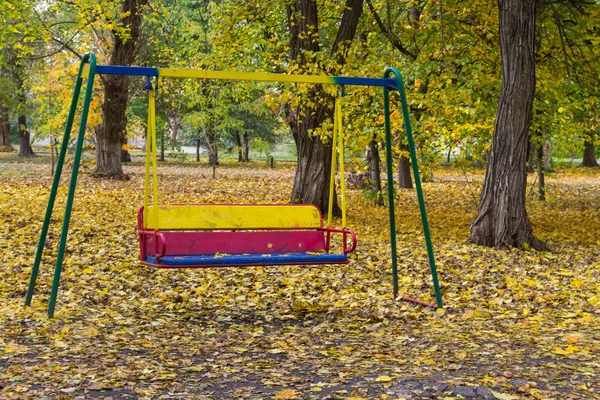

{"left": 323, "top": 228, "right": 357, "bottom": 254}
{"left": 139, "top": 230, "right": 167, "bottom": 259}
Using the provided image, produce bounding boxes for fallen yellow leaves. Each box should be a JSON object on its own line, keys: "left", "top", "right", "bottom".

{"left": 0, "top": 162, "right": 598, "bottom": 398}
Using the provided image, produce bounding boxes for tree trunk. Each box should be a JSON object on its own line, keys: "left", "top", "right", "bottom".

{"left": 536, "top": 142, "right": 545, "bottom": 201}
{"left": 242, "top": 132, "right": 249, "bottom": 162}
{"left": 18, "top": 114, "right": 34, "bottom": 157}
{"left": 287, "top": 0, "right": 363, "bottom": 214}
{"left": 15, "top": 72, "right": 34, "bottom": 157}
{"left": 398, "top": 142, "right": 412, "bottom": 189}
{"left": 526, "top": 139, "right": 535, "bottom": 173}
{"left": 366, "top": 139, "right": 384, "bottom": 206}
{"left": 581, "top": 132, "right": 599, "bottom": 167}
{"left": 290, "top": 104, "right": 338, "bottom": 211}
{"left": 196, "top": 138, "right": 201, "bottom": 162}
{"left": 468, "top": 0, "right": 546, "bottom": 250}
{"left": 207, "top": 129, "right": 218, "bottom": 166}
{"left": 159, "top": 132, "right": 165, "bottom": 162}
{"left": 93, "top": 0, "right": 147, "bottom": 179}
{"left": 167, "top": 111, "right": 181, "bottom": 149}
{"left": 0, "top": 106, "right": 13, "bottom": 152}
{"left": 235, "top": 133, "right": 243, "bottom": 161}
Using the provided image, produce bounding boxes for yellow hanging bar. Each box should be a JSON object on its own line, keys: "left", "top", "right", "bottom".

{"left": 149, "top": 82, "right": 159, "bottom": 230}
{"left": 337, "top": 92, "right": 347, "bottom": 228}
{"left": 327, "top": 93, "right": 340, "bottom": 228}
{"left": 143, "top": 83, "right": 152, "bottom": 226}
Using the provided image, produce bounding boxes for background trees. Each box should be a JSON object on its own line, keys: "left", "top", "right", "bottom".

{"left": 1, "top": 0, "right": 598, "bottom": 247}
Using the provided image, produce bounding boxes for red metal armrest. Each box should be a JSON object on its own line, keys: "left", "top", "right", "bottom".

{"left": 323, "top": 227, "right": 357, "bottom": 254}
{"left": 139, "top": 229, "right": 167, "bottom": 259}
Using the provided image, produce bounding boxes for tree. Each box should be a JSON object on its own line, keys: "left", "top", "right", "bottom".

{"left": 287, "top": 0, "right": 364, "bottom": 213}
{"left": 468, "top": 0, "right": 546, "bottom": 249}
{"left": 93, "top": 0, "right": 148, "bottom": 179}
{"left": 0, "top": 75, "right": 15, "bottom": 152}
{"left": 0, "top": 0, "right": 43, "bottom": 156}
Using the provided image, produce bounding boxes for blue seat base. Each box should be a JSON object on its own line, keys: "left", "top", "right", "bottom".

{"left": 145, "top": 252, "right": 349, "bottom": 268}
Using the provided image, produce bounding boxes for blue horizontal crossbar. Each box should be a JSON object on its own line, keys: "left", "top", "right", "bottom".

{"left": 146, "top": 252, "right": 349, "bottom": 267}
{"left": 334, "top": 76, "right": 397, "bottom": 89}
{"left": 96, "top": 65, "right": 159, "bottom": 76}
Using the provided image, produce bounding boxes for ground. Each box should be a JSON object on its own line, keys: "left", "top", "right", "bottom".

{"left": 0, "top": 155, "right": 599, "bottom": 399}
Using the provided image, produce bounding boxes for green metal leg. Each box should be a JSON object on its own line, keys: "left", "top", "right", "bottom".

{"left": 25, "top": 69, "right": 84, "bottom": 306}
{"left": 46, "top": 54, "right": 97, "bottom": 318}
{"left": 383, "top": 68, "right": 443, "bottom": 309}
{"left": 25, "top": 55, "right": 97, "bottom": 308}
{"left": 383, "top": 88, "right": 399, "bottom": 297}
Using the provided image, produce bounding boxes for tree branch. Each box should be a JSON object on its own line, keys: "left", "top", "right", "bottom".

{"left": 365, "top": 0, "right": 416, "bottom": 59}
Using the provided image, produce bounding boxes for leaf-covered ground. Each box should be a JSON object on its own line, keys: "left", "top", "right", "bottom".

{"left": 1, "top": 159, "right": 599, "bottom": 399}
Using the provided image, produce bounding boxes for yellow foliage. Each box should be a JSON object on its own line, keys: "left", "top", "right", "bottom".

{"left": 0, "top": 160, "right": 598, "bottom": 397}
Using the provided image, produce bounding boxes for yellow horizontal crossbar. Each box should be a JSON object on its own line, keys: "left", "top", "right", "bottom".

{"left": 158, "top": 68, "right": 335, "bottom": 84}
{"left": 144, "top": 205, "right": 323, "bottom": 230}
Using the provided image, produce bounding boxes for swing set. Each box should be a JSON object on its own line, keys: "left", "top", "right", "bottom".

{"left": 25, "top": 53, "right": 442, "bottom": 318}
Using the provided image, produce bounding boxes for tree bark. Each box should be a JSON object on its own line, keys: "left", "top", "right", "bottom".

{"left": 0, "top": 106, "right": 13, "bottom": 152}
{"left": 287, "top": 0, "right": 363, "bottom": 214}
{"left": 581, "top": 132, "right": 599, "bottom": 167}
{"left": 468, "top": 0, "right": 546, "bottom": 250}
{"left": 93, "top": 0, "right": 147, "bottom": 179}
{"left": 366, "top": 139, "right": 384, "bottom": 206}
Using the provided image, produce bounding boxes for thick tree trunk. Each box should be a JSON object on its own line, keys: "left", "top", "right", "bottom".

{"left": 581, "top": 133, "right": 599, "bottom": 167}
{"left": 287, "top": 0, "right": 363, "bottom": 214}
{"left": 93, "top": 0, "right": 147, "bottom": 179}
{"left": 0, "top": 106, "right": 13, "bottom": 152}
{"left": 366, "top": 139, "right": 384, "bottom": 206}
{"left": 468, "top": 0, "right": 546, "bottom": 250}
{"left": 291, "top": 105, "right": 338, "bottom": 211}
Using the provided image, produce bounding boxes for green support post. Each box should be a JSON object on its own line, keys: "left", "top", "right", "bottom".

{"left": 383, "top": 67, "right": 443, "bottom": 309}
{"left": 47, "top": 54, "right": 97, "bottom": 318}
{"left": 25, "top": 54, "right": 97, "bottom": 317}
{"left": 25, "top": 56, "right": 90, "bottom": 306}
{"left": 382, "top": 85, "right": 399, "bottom": 297}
